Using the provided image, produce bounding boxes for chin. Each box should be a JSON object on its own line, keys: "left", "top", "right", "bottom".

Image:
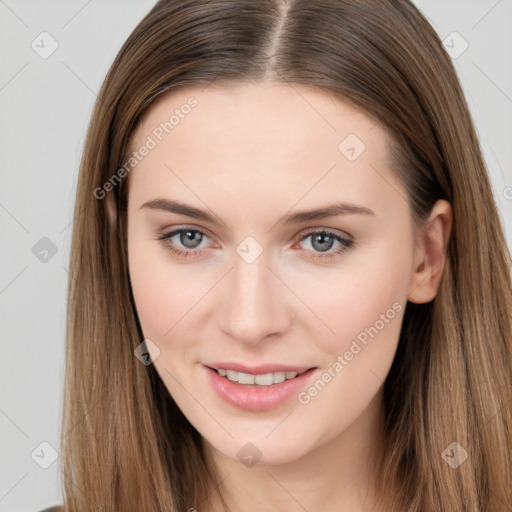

{"left": 201, "top": 422, "right": 325, "bottom": 468}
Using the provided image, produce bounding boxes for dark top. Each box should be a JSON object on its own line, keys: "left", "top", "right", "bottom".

{"left": 39, "top": 507, "right": 63, "bottom": 512}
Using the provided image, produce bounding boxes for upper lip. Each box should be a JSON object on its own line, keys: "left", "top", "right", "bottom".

{"left": 204, "top": 362, "right": 315, "bottom": 375}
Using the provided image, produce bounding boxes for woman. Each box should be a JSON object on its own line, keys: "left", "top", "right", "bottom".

{"left": 51, "top": 0, "right": 512, "bottom": 510}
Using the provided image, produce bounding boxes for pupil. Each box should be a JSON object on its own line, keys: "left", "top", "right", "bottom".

{"left": 312, "top": 233, "right": 333, "bottom": 252}
{"left": 181, "top": 230, "right": 202, "bottom": 248}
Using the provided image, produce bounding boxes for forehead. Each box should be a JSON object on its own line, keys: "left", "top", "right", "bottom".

{"left": 130, "top": 81, "right": 387, "bottom": 161}
{"left": 126, "top": 82, "right": 406, "bottom": 222}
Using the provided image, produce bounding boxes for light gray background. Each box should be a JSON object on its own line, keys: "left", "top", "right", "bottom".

{"left": 1, "top": 1, "right": 511, "bottom": 510}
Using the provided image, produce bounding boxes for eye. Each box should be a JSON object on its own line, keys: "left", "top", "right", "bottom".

{"left": 157, "top": 227, "right": 212, "bottom": 258}
{"left": 294, "top": 229, "right": 354, "bottom": 260}
{"left": 157, "top": 226, "right": 354, "bottom": 261}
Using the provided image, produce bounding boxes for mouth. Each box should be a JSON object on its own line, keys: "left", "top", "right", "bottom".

{"left": 203, "top": 363, "right": 318, "bottom": 411}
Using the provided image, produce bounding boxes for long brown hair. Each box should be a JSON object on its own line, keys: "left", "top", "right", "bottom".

{"left": 61, "top": 1, "right": 512, "bottom": 510}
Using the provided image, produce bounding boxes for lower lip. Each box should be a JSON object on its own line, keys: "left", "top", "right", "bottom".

{"left": 204, "top": 366, "right": 317, "bottom": 412}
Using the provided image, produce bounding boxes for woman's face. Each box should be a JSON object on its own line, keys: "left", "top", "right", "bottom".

{"left": 126, "top": 82, "right": 422, "bottom": 466}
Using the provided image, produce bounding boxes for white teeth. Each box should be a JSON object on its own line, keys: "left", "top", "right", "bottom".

{"left": 272, "top": 372, "right": 286, "bottom": 383}
{"left": 238, "top": 372, "right": 255, "bottom": 384}
{"left": 216, "top": 368, "right": 305, "bottom": 386}
{"left": 226, "top": 370, "right": 238, "bottom": 382}
{"left": 254, "top": 373, "right": 273, "bottom": 385}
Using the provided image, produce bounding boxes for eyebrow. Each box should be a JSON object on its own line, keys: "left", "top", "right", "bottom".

{"left": 139, "top": 198, "right": 374, "bottom": 225}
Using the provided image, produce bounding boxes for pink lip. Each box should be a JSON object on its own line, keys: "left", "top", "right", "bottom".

{"left": 203, "top": 364, "right": 317, "bottom": 412}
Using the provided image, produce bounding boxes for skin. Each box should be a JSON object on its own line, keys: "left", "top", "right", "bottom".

{"left": 126, "top": 82, "right": 452, "bottom": 511}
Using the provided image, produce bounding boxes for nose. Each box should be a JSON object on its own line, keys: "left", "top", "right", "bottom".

{"left": 217, "top": 250, "right": 293, "bottom": 345}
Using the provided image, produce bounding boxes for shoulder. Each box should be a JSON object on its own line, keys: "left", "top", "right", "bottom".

{"left": 39, "top": 507, "right": 63, "bottom": 512}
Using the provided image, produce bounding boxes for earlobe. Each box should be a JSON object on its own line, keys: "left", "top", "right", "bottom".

{"left": 407, "top": 200, "right": 453, "bottom": 304}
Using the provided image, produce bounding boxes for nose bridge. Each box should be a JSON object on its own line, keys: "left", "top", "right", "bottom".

{"left": 219, "top": 249, "right": 290, "bottom": 344}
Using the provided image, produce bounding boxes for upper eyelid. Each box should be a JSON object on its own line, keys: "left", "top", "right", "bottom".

{"left": 161, "top": 224, "right": 215, "bottom": 240}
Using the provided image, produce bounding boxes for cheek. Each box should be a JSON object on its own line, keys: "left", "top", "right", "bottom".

{"left": 284, "top": 241, "right": 412, "bottom": 358}
{"left": 293, "top": 257, "right": 407, "bottom": 438}
{"left": 127, "top": 229, "right": 204, "bottom": 340}
{"left": 288, "top": 240, "right": 411, "bottom": 435}
{"left": 129, "top": 248, "right": 172, "bottom": 338}
{"left": 337, "top": 264, "right": 405, "bottom": 348}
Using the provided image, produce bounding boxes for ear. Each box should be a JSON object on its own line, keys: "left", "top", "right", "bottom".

{"left": 408, "top": 199, "right": 453, "bottom": 304}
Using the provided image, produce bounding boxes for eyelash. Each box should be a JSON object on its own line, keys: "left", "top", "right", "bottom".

{"left": 157, "top": 227, "right": 354, "bottom": 261}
